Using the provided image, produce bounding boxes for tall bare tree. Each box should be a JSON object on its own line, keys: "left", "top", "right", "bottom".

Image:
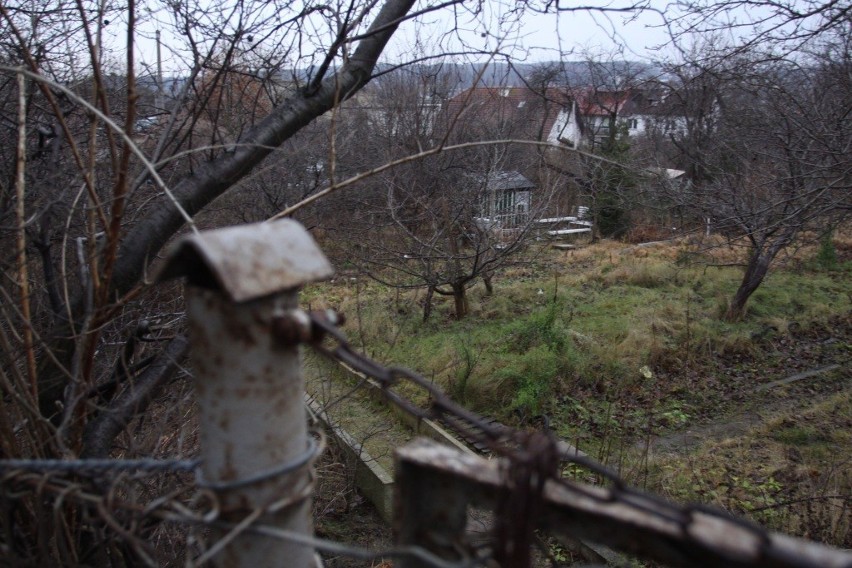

{"left": 659, "top": 37, "right": 851, "bottom": 320}
{"left": 0, "top": 1, "right": 512, "bottom": 562}
{"left": 0, "top": 0, "right": 645, "bottom": 497}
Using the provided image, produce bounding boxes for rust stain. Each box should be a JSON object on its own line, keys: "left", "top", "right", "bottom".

{"left": 225, "top": 320, "right": 257, "bottom": 347}
{"left": 220, "top": 442, "right": 237, "bottom": 481}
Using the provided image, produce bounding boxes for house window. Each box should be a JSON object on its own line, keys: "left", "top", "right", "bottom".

{"left": 496, "top": 190, "right": 516, "bottom": 216}
{"left": 628, "top": 118, "right": 639, "bottom": 129}
{"left": 493, "top": 190, "right": 530, "bottom": 227}
{"left": 514, "top": 201, "right": 529, "bottom": 226}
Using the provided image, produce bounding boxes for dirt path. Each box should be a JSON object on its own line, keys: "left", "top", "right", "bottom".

{"left": 648, "top": 390, "right": 849, "bottom": 455}
{"left": 651, "top": 322, "right": 852, "bottom": 454}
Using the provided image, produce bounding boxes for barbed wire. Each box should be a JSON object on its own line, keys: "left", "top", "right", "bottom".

{"left": 0, "top": 459, "right": 482, "bottom": 568}
{"left": 0, "top": 457, "right": 200, "bottom": 475}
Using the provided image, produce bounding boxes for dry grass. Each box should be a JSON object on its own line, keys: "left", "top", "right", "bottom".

{"left": 302, "top": 232, "right": 850, "bottom": 548}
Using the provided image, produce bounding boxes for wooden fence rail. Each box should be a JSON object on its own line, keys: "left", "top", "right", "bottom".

{"left": 395, "top": 438, "right": 851, "bottom": 568}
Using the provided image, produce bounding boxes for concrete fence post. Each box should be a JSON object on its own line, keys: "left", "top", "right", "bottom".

{"left": 159, "top": 220, "right": 333, "bottom": 568}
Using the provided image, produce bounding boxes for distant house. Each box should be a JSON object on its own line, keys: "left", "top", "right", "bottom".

{"left": 572, "top": 89, "right": 631, "bottom": 150}
{"left": 445, "top": 86, "right": 584, "bottom": 149}
{"left": 443, "top": 87, "right": 585, "bottom": 218}
{"left": 567, "top": 87, "right": 673, "bottom": 151}
{"left": 442, "top": 84, "right": 688, "bottom": 237}
{"left": 444, "top": 85, "right": 675, "bottom": 152}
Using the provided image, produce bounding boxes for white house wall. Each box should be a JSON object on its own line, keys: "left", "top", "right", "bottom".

{"left": 638, "top": 114, "right": 688, "bottom": 137}
{"left": 548, "top": 104, "right": 583, "bottom": 148}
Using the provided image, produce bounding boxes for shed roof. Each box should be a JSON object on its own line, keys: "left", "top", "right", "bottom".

{"left": 480, "top": 171, "right": 535, "bottom": 191}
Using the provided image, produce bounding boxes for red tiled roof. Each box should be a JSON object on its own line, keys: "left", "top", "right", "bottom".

{"left": 450, "top": 86, "right": 643, "bottom": 137}
{"left": 571, "top": 88, "right": 632, "bottom": 117}
{"left": 445, "top": 86, "right": 575, "bottom": 141}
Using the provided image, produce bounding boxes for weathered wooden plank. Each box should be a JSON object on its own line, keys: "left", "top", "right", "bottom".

{"left": 395, "top": 438, "right": 852, "bottom": 568}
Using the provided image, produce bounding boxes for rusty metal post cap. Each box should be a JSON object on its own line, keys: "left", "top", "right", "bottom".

{"left": 157, "top": 220, "right": 334, "bottom": 302}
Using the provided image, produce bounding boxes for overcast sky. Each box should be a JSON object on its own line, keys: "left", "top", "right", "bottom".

{"left": 130, "top": 0, "right": 823, "bottom": 75}
{"left": 131, "top": 1, "right": 682, "bottom": 75}
{"left": 384, "top": 1, "right": 676, "bottom": 63}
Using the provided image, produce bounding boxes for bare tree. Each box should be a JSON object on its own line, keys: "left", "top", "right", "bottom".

{"left": 667, "top": 0, "right": 851, "bottom": 56}
{"left": 660, "top": 37, "right": 851, "bottom": 320}
{"left": 0, "top": 0, "right": 662, "bottom": 446}
{"left": 342, "top": 71, "right": 568, "bottom": 320}
{"left": 0, "top": 1, "right": 492, "bottom": 562}
{"left": 555, "top": 52, "right": 655, "bottom": 240}
{"left": 0, "top": 0, "right": 448, "bottom": 438}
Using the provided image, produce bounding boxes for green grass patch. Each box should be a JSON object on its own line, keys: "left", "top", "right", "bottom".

{"left": 302, "top": 236, "right": 852, "bottom": 546}
{"left": 307, "top": 237, "right": 851, "bottom": 438}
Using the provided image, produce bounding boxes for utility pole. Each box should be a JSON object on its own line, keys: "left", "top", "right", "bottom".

{"left": 155, "top": 29, "right": 163, "bottom": 112}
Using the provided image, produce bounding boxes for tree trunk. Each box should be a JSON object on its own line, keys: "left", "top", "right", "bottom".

{"left": 483, "top": 274, "right": 493, "bottom": 295}
{"left": 36, "top": 0, "right": 418, "bottom": 423}
{"left": 81, "top": 335, "right": 189, "bottom": 459}
{"left": 451, "top": 283, "right": 469, "bottom": 319}
{"left": 725, "top": 249, "right": 773, "bottom": 321}
{"left": 590, "top": 208, "right": 602, "bottom": 243}
{"left": 110, "top": 0, "right": 417, "bottom": 300}
{"left": 422, "top": 285, "right": 434, "bottom": 322}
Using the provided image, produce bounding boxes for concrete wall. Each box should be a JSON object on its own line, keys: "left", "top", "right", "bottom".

{"left": 305, "top": 363, "right": 479, "bottom": 524}
{"left": 306, "top": 397, "right": 395, "bottom": 524}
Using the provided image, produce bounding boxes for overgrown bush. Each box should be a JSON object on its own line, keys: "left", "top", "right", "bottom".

{"left": 816, "top": 231, "right": 839, "bottom": 270}
{"left": 506, "top": 299, "right": 566, "bottom": 353}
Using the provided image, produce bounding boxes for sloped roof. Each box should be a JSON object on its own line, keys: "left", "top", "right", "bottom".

{"left": 567, "top": 87, "right": 656, "bottom": 117}
{"left": 573, "top": 89, "right": 629, "bottom": 116}
{"left": 477, "top": 171, "right": 535, "bottom": 191}
{"left": 445, "top": 86, "right": 576, "bottom": 141}
{"left": 444, "top": 85, "right": 654, "bottom": 137}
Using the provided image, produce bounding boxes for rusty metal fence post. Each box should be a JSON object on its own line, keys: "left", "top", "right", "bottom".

{"left": 160, "top": 220, "right": 333, "bottom": 568}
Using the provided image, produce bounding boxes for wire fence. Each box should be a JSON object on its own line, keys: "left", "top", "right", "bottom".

{"left": 1, "top": 309, "right": 850, "bottom": 567}
{"left": 0, "top": 456, "right": 463, "bottom": 568}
